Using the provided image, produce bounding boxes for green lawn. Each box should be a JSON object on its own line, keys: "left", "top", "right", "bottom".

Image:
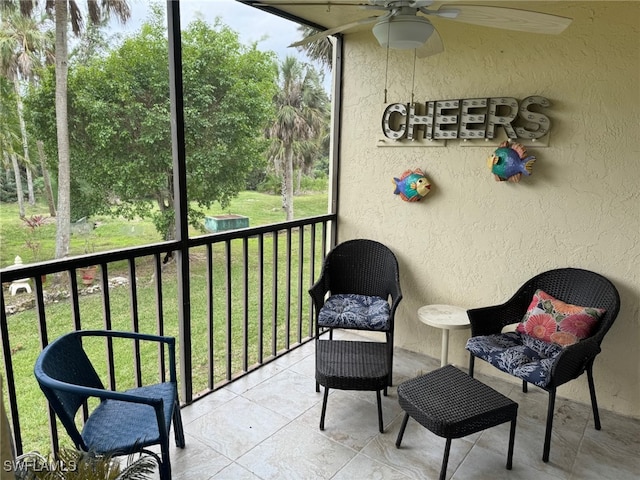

{"left": 1, "top": 190, "right": 328, "bottom": 453}
{"left": 0, "top": 190, "right": 329, "bottom": 266}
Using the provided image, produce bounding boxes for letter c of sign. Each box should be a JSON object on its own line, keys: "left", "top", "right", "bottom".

{"left": 382, "top": 103, "right": 407, "bottom": 140}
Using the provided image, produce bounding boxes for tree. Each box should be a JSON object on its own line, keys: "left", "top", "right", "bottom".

{"left": 0, "top": 77, "right": 25, "bottom": 216}
{"left": 70, "top": 14, "right": 113, "bottom": 66}
{"left": 267, "top": 56, "right": 328, "bottom": 220}
{"left": 0, "top": 9, "right": 54, "bottom": 212}
{"left": 50, "top": 0, "right": 130, "bottom": 259}
{"left": 27, "top": 12, "right": 278, "bottom": 240}
{"left": 295, "top": 25, "right": 333, "bottom": 71}
{"left": 3, "top": 0, "right": 131, "bottom": 258}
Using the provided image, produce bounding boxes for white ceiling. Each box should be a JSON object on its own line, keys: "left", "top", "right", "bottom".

{"left": 237, "top": 1, "right": 574, "bottom": 38}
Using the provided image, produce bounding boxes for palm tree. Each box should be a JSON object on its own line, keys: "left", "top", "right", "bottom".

{"left": 0, "top": 77, "right": 26, "bottom": 216}
{"left": 6, "top": 0, "right": 130, "bottom": 259}
{"left": 267, "top": 56, "right": 328, "bottom": 220}
{"left": 0, "top": 10, "right": 53, "bottom": 212}
{"left": 295, "top": 25, "right": 333, "bottom": 71}
{"left": 294, "top": 68, "right": 329, "bottom": 193}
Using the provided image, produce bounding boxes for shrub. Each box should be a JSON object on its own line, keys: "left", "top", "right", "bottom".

{"left": 0, "top": 175, "right": 19, "bottom": 203}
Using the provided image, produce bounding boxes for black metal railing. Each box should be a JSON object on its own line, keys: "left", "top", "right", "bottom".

{"left": 0, "top": 214, "right": 335, "bottom": 456}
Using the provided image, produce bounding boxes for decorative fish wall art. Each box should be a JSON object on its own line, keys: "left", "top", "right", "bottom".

{"left": 488, "top": 141, "right": 536, "bottom": 183}
{"left": 393, "top": 168, "right": 431, "bottom": 202}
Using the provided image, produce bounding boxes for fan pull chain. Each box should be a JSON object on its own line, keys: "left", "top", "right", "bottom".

{"left": 384, "top": 20, "right": 391, "bottom": 103}
{"left": 410, "top": 48, "right": 417, "bottom": 105}
{"left": 384, "top": 48, "right": 389, "bottom": 103}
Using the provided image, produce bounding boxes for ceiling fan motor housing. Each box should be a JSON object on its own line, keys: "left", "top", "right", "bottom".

{"left": 372, "top": 14, "right": 435, "bottom": 49}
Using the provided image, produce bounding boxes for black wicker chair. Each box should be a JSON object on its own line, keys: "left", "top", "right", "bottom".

{"left": 309, "top": 239, "right": 402, "bottom": 432}
{"left": 465, "top": 268, "right": 620, "bottom": 462}
{"left": 34, "top": 330, "right": 185, "bottom": 479}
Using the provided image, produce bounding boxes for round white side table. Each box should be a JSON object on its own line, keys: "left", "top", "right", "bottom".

{"left": 418, "top": 304, "right": 470, "bottom": 367}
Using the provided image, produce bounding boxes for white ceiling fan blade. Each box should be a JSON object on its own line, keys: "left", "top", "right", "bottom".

{"left": 436, "top": 5, "right": 572, "bottom": 34}
{"left": 288, "top": 15, "right": 384, "bottom": 47}
{"left": 415, "top": 28, "right": 443, "bottom": 58}
{"left": 407, "top": 0, "right": 435, "bottom": 7}
{"left": 254, "top": 2, "right": 388, "bottom": 12}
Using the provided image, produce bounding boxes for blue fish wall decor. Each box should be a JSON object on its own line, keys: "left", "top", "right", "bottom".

{"left": 393, "top": 168, "right": 431, "bottom": 202}
{"left": 488, "top": 141, "right": 536, "bottom": 183}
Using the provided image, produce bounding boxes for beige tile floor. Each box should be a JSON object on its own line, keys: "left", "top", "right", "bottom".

{"left": 164, "top": 333, "right": 640, "bottom": 480}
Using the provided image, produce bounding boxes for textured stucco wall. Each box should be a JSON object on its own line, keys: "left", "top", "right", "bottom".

{"left": 335, "top": 2, "right": 639, "bottom": 417}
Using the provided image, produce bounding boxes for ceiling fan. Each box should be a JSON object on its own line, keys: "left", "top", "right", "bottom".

{"left": 254, "top": 1, "right": 572, "bottom": 58}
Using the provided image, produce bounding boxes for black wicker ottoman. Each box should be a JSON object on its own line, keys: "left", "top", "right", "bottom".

{"left": 396, "top": 365, "right": 518, "bottom": 480}
{"left": 316, "top": 339, "right": 389, "bottom": 432}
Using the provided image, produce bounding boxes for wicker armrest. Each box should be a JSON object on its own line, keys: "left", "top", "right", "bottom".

{"left": 388, "top": 283, "right": 403, "bottom": 317}
{"left": 467, "top": 302, "right": 524, "bottom": 337}
{"left": 309, "top": 278, "right": 330, "bottom": 317}
{"left": 77, "top": 329, "right": 175, "bottom": 344}
{"left": 549, "top": 338, "right": 601, "bottom": 387}
{"left": 75, "top": 330, "right": 177, "bottom": 383}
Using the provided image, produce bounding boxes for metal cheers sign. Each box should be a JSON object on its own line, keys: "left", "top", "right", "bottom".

{"left": 381, "top": 96, "right": 551, "bottom": 143}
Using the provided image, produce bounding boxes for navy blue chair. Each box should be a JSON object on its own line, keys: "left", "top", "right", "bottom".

{"left": 34, "top": 330, "right": 185, "bottom": 479}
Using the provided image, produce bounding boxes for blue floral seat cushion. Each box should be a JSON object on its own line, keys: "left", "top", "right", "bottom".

{"left": 466, "top": 332, "right": 564, "bottom": 388}
{"left": 318, "top": 294, "right": 391, "bottom": 331}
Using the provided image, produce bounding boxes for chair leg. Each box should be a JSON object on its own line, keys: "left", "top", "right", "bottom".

{"left": 506, "top": 417, "right": 517, "bottom": 470}
{"left": 387, "top": 331, "right": 394, "bottom": 387}
{"left": 173, "top": 401, "right": 185, "bottom": 448}
{"left": 468, "top": 354, "right": 475, "bottom": 377}
{"left": 315, "top": 338, "right": 320, "bottom": 393}
{"left": 159, "top": 440, "right": 172, "bottom": 480}
{"left": 395, "top": 413, "right": 410, "bottom": 448}
{"left": 376, "top": 390, "right": 384, "bottom": 433}
{"left": 159, "top": 460, "right": 171, "bottom": 480}
{"left": 440, "top": 438, "right": 452, "bottom": 480}
{"left": 586, "top": 362, "right": 601, "bottom": 430}
{"left": 144, "top": 450, "right": 165, "bottom": 479}
{"left": 320, "top": 386, "right": 329, "bottom": 430}
{"left": 522, "top": 379, "right": 528, "bottom": 393}
{"left": 543, "top": 388, "right": 556, "bottom": 463}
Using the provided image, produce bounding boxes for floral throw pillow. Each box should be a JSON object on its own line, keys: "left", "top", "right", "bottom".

{"left": 516, "top": 289, "right": 605, "bottom": 346}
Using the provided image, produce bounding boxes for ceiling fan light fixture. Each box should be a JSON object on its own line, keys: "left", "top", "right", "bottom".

{"left": 373, "top": 15, "right": 435, "bottom": 50}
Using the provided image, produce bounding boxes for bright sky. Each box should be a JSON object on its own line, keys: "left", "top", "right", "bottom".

{"left": 107, "top": 1, "right": 331, "bottom": 89}
{"left": 110, "top": 0, "right": 319, "bottom": 65}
